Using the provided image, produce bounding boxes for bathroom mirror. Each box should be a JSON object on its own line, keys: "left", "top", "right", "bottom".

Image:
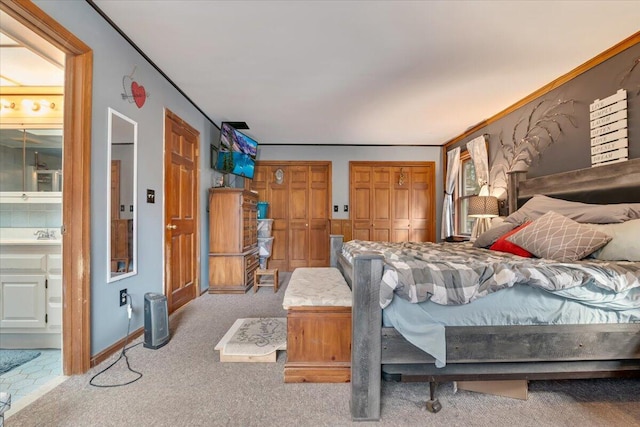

{"left": 0, "top": 127, "right": 63, "bottom": 201}
{"left": 106, "top": 108, "right": 137, "bottom": 282}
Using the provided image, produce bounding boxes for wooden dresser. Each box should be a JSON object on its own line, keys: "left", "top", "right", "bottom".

{"left": 208, "top": 188, "right": 259, "bottom": 293}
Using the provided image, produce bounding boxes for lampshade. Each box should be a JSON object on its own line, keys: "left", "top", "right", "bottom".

{"left": 468, "top": 196, "right": 499, "bottom": 218}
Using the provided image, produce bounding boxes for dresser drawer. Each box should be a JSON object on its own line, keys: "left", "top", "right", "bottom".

{"left": 243, "top": 195, "right": 257, "bottom": 207}
{"left": 245, "top": 251, "right": 259, "bottom": 286}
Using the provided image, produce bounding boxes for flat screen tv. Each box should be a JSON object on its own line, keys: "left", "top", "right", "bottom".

{"left": 215, "top": 122, "right": 258, "bottom": 179}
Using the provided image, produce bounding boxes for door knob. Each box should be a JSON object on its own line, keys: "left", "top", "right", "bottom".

{"left": 166, "top": 224, "right": 177, "bottom": 230}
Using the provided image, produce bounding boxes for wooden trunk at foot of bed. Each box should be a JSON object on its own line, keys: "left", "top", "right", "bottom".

{"left": 284, "top": 306, "right": 352, "bottom": 383}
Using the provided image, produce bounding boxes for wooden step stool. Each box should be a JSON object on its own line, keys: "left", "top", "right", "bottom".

{"left": 254, "top": 268, "right": 279, "bottom": 293}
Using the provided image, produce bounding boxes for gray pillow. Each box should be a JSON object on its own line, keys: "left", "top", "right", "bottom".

{"left": 506, "top": 195, "right": 634, "bottom": 225}
{"left": 628, "top": 206, "right": 640, "bottom": 220}
{"left": 473, "top": 222, "right": 516, "bottom": 248}
{"left": 506, "top": 211, "right": 612, "bottom": 262}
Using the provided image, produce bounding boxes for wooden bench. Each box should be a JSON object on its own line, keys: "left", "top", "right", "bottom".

{"left": 282, "top": 267, "right": 352, "bottom": 383}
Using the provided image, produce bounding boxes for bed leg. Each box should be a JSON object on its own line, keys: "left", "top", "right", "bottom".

{"left": 426, "top": 381, "right": 442, "bottom": 413}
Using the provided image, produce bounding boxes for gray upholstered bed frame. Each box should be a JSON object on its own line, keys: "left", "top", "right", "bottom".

{"left": 330, "top": 158, "right": 640, "bottom": 421}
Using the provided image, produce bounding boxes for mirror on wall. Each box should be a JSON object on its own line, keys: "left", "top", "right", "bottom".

{"left": 0, "top": 127, "right": 63, "bottom": 198}
{"left": 107, "top": 108, "right": 137, "bottom": 282}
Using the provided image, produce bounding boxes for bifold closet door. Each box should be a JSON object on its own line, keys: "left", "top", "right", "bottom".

{"left": 350, "top": 161, "right": 435, "bottom": 244}
{"left": 253, "top": 161, "right": 331, "bottom": 271}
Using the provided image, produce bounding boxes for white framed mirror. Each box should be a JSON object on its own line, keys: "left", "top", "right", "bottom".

{"left": 106, "top": 108, "right": 137, "bottom": 282}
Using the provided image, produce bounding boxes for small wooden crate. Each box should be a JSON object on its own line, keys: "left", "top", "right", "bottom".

{"left": 254, "top": 268, "right": 279, "bottom": 293}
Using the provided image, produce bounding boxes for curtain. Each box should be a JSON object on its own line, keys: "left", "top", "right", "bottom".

{"left": 466, "top": 136, "right": 490, "bottom": 239}
{"left": 441, "top": 147, "right": 461, "bottom": 240}
{"left": 467, "top": 135, "right": 489, "bottom": 193}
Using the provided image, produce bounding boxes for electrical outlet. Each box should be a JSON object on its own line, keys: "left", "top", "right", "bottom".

{"left": 119, "top": 289, "right": 128, "bottom": 307}
{"left": 333, "top": 205, "right": 338, "bottom": 212}
{"left": 344, "top": 205, "right": 349, "bottom": 212}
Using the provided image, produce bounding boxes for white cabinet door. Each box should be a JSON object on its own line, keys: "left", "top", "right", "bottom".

{"left": 0, "top": 275, "right": 46, "bottom": 328}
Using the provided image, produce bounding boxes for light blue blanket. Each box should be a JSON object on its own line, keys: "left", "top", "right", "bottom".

{"left": 383, "top": 284, "right": 640, "bottom": 367}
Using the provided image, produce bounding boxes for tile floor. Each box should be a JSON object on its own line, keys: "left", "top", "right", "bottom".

{"left": 0, "top": 349, "right": 61, "bottom": 404}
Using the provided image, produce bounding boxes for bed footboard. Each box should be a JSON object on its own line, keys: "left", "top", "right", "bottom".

{"left": 330, "top": 235, "right": 386, "bottom": 421}
{"left": 351, "top": 252, "right": 385, "bottom": 421}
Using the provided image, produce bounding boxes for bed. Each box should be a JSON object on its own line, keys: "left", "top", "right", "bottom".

{"left": 329, "top": 158, "right": 640, "bottom": 421}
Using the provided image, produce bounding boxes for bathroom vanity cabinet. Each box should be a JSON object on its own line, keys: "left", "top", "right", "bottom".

{"left": 0, "top": 241, "right": 62, "bottom": 348}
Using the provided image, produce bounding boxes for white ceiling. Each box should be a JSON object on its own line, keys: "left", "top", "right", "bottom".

{"left": 0, "top": 10, "right": 64, "bottom": 87}
{"left": 94, "top": 1, "right": 639, "bottom": 146}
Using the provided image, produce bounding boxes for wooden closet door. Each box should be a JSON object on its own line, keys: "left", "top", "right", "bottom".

{"left": 111, "top": 160, "right": 121, "bottom": 220}
{"left": 253, "top": 161, "right": 331, "bottom": 270}
{"left": 351, "top": 164, "right": 392, "bottom": 241}
{"left": 352, "top": 165, "right": 372, "bottom": 241}
{"left": 269, "top": 166, "right": 290, "bottom": 271}
{"left": 392, "top": 167, "right": 411, "bottom": 242}
{"left": 371, "top": 167, "right": 392, "bottom": 241}
{"left": 391, "top": 165, "right": 434, "bottom": 242}
{"left": 409, "top": 166, "right": 434, "bottom": 242}
{"left": 289, "top": 166, "right": 310, "bottom": 269}
{"left": 351, "top": 161, "right": 436, "bottom": 244}
{"left": 251, "top": 164, "right": 289, "bottom": 272}
{"left": 308, "top": 165, "right": 329, "bottom": 266}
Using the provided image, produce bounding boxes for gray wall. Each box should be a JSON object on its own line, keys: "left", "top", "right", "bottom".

{"left": 35, "top": 1, "right": 217, "bottom": 355}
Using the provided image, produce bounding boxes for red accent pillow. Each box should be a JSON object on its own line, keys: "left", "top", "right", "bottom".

{"left": 489, "top": 222, "right": 533, "bottom": 257}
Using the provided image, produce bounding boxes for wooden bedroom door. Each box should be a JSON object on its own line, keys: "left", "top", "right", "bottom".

{"left": 164, "top": 110, "right": 199, "bottom": 313}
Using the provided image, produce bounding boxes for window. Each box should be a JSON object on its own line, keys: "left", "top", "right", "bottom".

{"left": 455, "top": 150, "right": 480, "bottom": 236}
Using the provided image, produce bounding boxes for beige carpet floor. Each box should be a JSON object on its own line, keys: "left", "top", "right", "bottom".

{"left": 7, "top": 272, "right": 640, "bottom": 426}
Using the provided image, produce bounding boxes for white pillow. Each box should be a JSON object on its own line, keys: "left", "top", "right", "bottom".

{"left": 589, "top": 219, "right": 640, "bottom": 261}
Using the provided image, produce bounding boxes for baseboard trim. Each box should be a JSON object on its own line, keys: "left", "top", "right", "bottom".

{"left": 90, "top": 326, "right": 144, "bottom": 368}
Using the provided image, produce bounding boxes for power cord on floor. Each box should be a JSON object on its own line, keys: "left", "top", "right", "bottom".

{"left": 90, "top": 294, "right": 143, "bottom": 388}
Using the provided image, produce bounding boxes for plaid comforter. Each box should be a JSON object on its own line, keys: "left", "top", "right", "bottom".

{"left": 342, "top": 240, "right": 640, "bottom": 308}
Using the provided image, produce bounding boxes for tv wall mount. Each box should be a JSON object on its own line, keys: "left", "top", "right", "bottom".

{"left": 221, "top": 121, "right": 249, "bottom": 130}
